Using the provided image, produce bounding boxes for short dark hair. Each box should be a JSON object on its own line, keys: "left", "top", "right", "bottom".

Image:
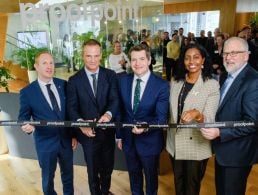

{"left": 128, "top": 44, "right": 151, "bottom": 61}
{"left": 174, "top": 43, "right": 213, "bottom": 82}
{"left": 82, "top": 39, "right": 101, "bottom": 48}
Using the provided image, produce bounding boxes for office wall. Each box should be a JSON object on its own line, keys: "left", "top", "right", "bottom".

{"left": 164, "top": 0, "right": 237, "bottom": 36}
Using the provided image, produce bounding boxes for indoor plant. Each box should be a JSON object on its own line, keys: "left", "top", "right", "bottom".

{"left": 0, "top": 66, "right": 13, "bottom": 92}
{"left": 12, "top": 47, "right": 49, "bottom": 82}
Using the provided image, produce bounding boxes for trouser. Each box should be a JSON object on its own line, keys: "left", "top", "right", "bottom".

{"left": 170, "top": 157, "right": 208, "bottom": 195}
{"left": 81, "top": 129, "right": 115, "bottom": 195}
{"left": 215, "top": 159, "right": 252, "bottom": 195}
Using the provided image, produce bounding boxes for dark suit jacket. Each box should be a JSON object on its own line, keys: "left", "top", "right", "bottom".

{"left": 213, "top": 65, "right": 258, "bottom": 166}
{"left": 117, "top": 73, "right": 169, "bottom": 156}
{"left": 18, "top": 78, "right": 72, "bottom": 152}
{"left": 66, "top": 67, "right": 119, "bottom": 142}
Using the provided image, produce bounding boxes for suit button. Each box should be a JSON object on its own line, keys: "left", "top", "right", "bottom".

{"left": 190, "top": 137, "right": 192, "bottom": 140}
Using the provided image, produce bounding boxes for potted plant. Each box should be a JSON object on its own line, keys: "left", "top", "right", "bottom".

{"left": 0, "top": 66, "right": 13, "bottom": 92}
{"left": 12, "top": 47, "right": 49, "bottom": 82}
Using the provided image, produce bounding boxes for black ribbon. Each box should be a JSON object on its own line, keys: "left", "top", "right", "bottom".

{"left": 1, "top": 120, "right": 258, "bottom": 129}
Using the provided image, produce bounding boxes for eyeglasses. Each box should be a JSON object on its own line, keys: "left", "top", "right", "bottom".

{"left": 222, "top": 51, "right": 248, "bottom": 57}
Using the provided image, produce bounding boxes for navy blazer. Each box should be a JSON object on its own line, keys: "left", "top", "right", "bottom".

{"left": 66, "top": 67, "right": 119, "bottom": 142}
{"left": 118, "top": 73, "right": 170, "bottom": 156}
{"left": 18, "top": 78, "right": 72, "bottom": 152}
{"left": 213, "top": 65, "right": 258, "bottom": 166}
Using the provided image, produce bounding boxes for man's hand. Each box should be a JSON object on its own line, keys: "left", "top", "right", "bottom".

{"left": 200, "top": 128, "right": 220, "bottom": 140}
{"left": 80, "top": 127, "right": 95, "bottom": 137}
{"left": 21, "top": 124, "right": 35, "bottom": 134}
{"left": 98, "top": 113, "right": 112, "bottom": 123}
{"left": 79, "top": 119, "right": 96, "bottom": 137}
{"left": 132, "top": 126, "right": 145, "bottom": 134}
{"left": 71, "top": 138, "right": 78, "bottom": 150}
{"left": 116, "top": 139, "right": 122, "bottom": 150}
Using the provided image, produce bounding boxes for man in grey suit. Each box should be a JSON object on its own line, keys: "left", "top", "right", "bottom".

{"left": 201, "top": 37, "right": 258, "bottom": 195}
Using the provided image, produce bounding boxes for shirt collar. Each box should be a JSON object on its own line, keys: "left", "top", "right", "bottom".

{"left": 37, "top": 78, "right": 54, "bottom": 86}
{"left": 133, "top": 70, "right": 151, "bottom": 83}
{"left": 84, "top": 67, "right": 100, "bottom": 77}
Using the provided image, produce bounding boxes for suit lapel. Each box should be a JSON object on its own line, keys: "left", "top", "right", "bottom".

{"left": 53, "top": 79, "right": 65, "bottom": 116}
{"left": 96, "top": 68, "right": 107, "bottom": 105}
{"left": 34, "top": 80, "right": 54, "bottom": 113}
{"left": 79, "top": 69, "right": 97, "bottom": 105}
{"left": 127, "top": 74, "right": 134, "bottom": 113}
{"left": 171, "top": 81, "right": 183, "bottom": 123}
{"left": 218, "top": 66, "right": 247, "bottom": 111}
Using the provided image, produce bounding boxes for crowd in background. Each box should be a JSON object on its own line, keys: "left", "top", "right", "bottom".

{"left": 106, "top": 26, "right": 258, "bottom": 81}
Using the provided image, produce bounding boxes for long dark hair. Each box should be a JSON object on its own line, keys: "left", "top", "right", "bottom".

{"left": 173, "top": 43, "right": 213, "bottom": 82}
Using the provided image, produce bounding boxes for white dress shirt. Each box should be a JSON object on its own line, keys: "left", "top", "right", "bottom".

{"left": 37, "top": 78, "right": 61, "bottom": 110}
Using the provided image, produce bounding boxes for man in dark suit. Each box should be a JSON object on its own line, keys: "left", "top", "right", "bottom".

{"left": 201, "top": 37, "right": 258, "bottom": 195}
{"left": 67, "top": 39, "right": 119, "bottom": 195}
{"left": 116, "top": 44, "right": 169, "bottom": 195}
{"left": 19, "top": 51, "right": 77, "bottom": 195}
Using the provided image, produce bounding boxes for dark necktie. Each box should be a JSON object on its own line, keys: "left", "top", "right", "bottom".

{"left": 91, "top": 73, "right": 97, "bottom": 96}
{"left": 219, "top": 74, "right": 233, "bottom": 104}
{"left": 133, "top": 78, "right": 141, "bottom": 113}
{"left": 46, "top": 84, "right": 60, "bottom": 114}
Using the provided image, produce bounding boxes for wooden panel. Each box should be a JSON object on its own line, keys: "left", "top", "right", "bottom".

{"left": 164, "top": 0, "right": 237, "bottom": 36}
{"left": 0, "top": 0, "right": 39, "bottom": 13}
{"left": 0, "top": 14, "right": 8, "bottom": 65}
{"left": 235, "top": 12, "right": 256, "bottom": 34}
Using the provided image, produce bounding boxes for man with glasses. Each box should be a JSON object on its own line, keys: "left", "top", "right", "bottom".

{"left": 201, "top": 37, "right": 258, "bottom": 195}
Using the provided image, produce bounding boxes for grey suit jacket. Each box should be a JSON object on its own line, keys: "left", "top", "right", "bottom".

{"left": 166, "top": 75, "right": 219, "bottom": 160}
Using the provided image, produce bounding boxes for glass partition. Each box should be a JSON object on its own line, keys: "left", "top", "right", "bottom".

{"left": 5, "top": 0, "right": 219, "bottom": 80}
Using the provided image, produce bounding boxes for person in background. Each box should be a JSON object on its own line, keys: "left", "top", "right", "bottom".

{"left": 177, "top": 27, "right": 186, "bottom": 47}
{"left": 19, "top": 51, "right": 77, "bottom": 195}
{"left": 196, "top": 30, "right": 208, "bottom": 48}
{"left": 117, "top": 44, "right": 169, "bottom": 195}
{"left": 201, "top": 37, "right": 258, "bottom": 195}
{"left": 162, "top": 31, "right": 171, "bottom": 77}
{"left": 67, "top": 39, "right": 119, "bottom": 195}
{"left": 166, "top": 33, "right": 180, "bottom": 81}
{"left": 108, "top": 40, "right": 129, "bottom": 75}
{"left": 166, "top": 43, "right": 219, "bottom": 195}
{"left": 211, "top": 34, "right": 226, "bottom": 80}
{"left": 141, "top": 41, "right": 156, "bottom": 71}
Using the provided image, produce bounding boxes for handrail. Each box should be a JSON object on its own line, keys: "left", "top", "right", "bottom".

{"left": 6, "top": 33, "right": 36, "bottom": 49}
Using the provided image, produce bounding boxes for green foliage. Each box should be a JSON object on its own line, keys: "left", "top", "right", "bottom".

{"left": 0, "top": 67, "right": 14, "bottom": 92}
{"left": 73, "top": 31, "right": 112, "bottom": 69}
{"left": 250, "top": 13, "right": 258, "bottom": 33}
{"left": 12, "top": 47, "right": 49, "bottom": 70}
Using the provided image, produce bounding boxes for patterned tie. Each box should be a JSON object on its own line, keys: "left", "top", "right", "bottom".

{"left": 219, "top": 74, "right": 233, "bottom": 104}
{"left": 133, "top": 78, "right": 141, "bottom": 113}
{"left": 46, "top": 84, "right": 60, "bottom": 114}
{"left": 91, "top": 73, "right": 97, "bottom": 96}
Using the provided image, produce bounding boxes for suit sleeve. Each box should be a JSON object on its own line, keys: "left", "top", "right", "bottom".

{"left": 18, "top": 89, "right": 32, "bottom": 121}
{"left": 66, "top": 77, "right": 81, "bottom": 121}
{"left": 106, "top": 71, "right": 119, "bottom": 119}
{"left": 220, "top": 79, "right": 258, "bottom": 142}
{"left": 155, "top": 81, "right": 170, "bottom": 124}
{"left": 203, "top": 81, "right": 220, "bottom": 122}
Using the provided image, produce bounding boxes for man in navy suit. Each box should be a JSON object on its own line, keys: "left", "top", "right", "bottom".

{"left": 201, "top": 37, "right": 258, "bottom": 195}
{"left": 117, "top": 44, "right": 169, "bottom": 195}
{"left": 67, "top": 39, "right": 119, "bottom": 195}
{"left": 19, "top": 51, "right": 77, "bottom": 195}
